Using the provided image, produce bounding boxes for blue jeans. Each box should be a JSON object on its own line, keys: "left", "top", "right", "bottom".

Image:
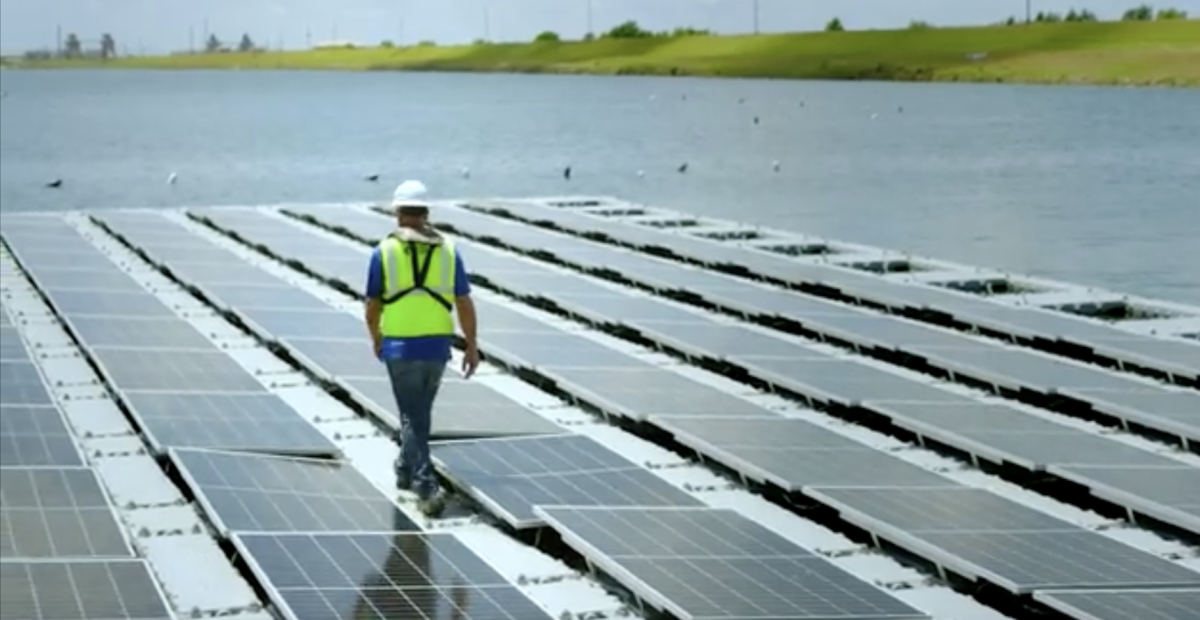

{"left": 385, "top": 359, "right": 445, "bottom": 498}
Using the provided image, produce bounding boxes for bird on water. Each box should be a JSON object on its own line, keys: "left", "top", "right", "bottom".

{"left": 45, "top": 179, "right": 62, "bottom": 189}
{"left": 364, "top": 174, "right": 380, "bottom": 182}
{"left": 677, "top": 163, "right": 688, "bottom": 174}
{"left": 563, "top": 166, "right": 572, "bottom": 180}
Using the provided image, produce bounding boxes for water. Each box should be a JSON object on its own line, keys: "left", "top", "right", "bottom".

{"left": 2, "top": 69, "right": 1198, "bottom": 303}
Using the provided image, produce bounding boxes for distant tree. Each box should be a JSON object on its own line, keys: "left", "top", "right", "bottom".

{"left": 99, "top": 33, "right": 116, "bottom": 59}
{"left": 1034, "top": 11, "right": 1063, "bottom": 22}
{"left": 1156, "top": 7, "right": 1188, "bottom": 19}
{"left": 582, "top": 32, "right": 595, "bottom": 41}
{"left": 1004, "top": 16, "right": 1019, "bottom": 25}
{"left": 417, "top": 40, "right": 437, "bottom": 47}
{"left": 204, "top": 34, "right": 222, "bottom": 52}
{"left": 534, "top": 30, "right": 560, "bottom": 42}
{"left": 1064, "top": 8, "right": 1098, "bottom": 21}
{"left": 1122, "top": 4, "right": 1154, "bottom": 20}
{"left": 603, "top": 20, "right": 654, "bottom": 39}
{"left": 237, "top": 34, "right": 255, "bottom": 52}
{"left": 824, "top": 17, "right": 845, "bottom": 32}
{"left": 472, "top": 38, "right": 488, "bottom": 45}
{"left": 63, "top": 33, "right": 82, "bottom": 58}
{"left": 379, "top": 40, "right": 395, "bottom": 48}
{"left": 669, "top": 27, "right": 712, "bottom": 37}
{"left": 908, "top": 20, "right": 933, "bottom": 29}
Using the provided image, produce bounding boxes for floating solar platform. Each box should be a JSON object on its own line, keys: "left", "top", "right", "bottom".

{"left": 536, "top": 506, "right": 930, "bottom": 620}
{"left": 232, "top": 532, "right": 556, "bottom": 620}
{"left": 169, "top": 447, "right": 419, "bottom": 534}
{"left": 432, "top": 434, "right": 704, "bottom": 529}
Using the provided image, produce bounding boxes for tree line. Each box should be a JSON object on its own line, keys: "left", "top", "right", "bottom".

{"left": 197, "top": 33, "right": 263, "bottom": 53}
{"left": 529, "top": 3, "right": 1189, "bottom": 43}
{"left": 23, "top": 32, "right": 116, "bottom": 60}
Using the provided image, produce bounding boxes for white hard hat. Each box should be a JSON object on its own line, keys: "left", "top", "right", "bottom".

{"left": 392, "top": 180, "right": 428, "bottom": 205}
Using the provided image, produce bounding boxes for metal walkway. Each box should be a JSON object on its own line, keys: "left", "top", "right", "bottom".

{"left": 2, "top": 199, "right": 1198, "bottom": 620}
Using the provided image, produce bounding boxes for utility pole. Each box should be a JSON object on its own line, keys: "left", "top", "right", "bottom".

{"left": 483, "top": 5, "right": 491, "bottom": 41}
{"left": 752, "top": 0, "right": 759, "bottom": 34}
{"left": 305, "top": 27, "right": 312, "bottom": 48}
{"left": 188, "top": 26, "right": 194, "bottom": 53}
{"left": 55, "top": 24, "right": 62, "bottom": 57}
{"left": 332, "top": 22, "right": 339, "bottom": 41}
{"left": 586, "top": 0, "right": 594, "bottom": 38}
{"left": 1025, "top": 0, "right": 1032, "bottom": 23}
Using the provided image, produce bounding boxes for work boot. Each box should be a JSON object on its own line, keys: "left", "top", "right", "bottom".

{"left": 416, "top": 492, "right": 445, "bottom": 518}
{"left": 396, "top": 471, "right": 412, "bottom": 492}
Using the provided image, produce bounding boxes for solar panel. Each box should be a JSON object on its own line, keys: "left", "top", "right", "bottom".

{"left": 801, "top": 313, "right": 977, "bottom": 351}
{"left": 283, "top": 337, "right": 383, "bottom": 379}
{"left": 47, "top": 289, "right": 176, "bottom": 318}
{"left": 1, "top": 326, "right": 31, "bottom": 361}
{"left": 546, "top": 292, "right": 703, "bottom": 325}
{"left": 170, "top": 448, "right": 418, "bottom": 534}
{"left": 238, "top": 308, "right": 364, "bottom": 340}
{"left": 1069, "top": 388, "right": 1200, "bottom": 428}
{"left": 0, "top": 405, "right": 85, "bottom": 467}
{"left": 912, "top": 345, "right": 1136, "bottom": 393}
{"left": 864, "top": 400, "right": 1071, "bottom": 433}
{"left": 342, "top": 377, "right": 565, "bottom": 437}
{"left": 24, "top": 269, "right": 146, "bottom": 292}
{"left": 202, "top": 283, "right": 334, "bottom": 310}
{"left": 1034, "top": 588, "right": 1200, "bottom": 620}
{"left": 65, "top": 316, "right": 215, "bottom": 350}
{"left": 545, "top": 366, "right": 777, "bottom": 420}
{"left": 806, "top": 487, "right": 1200, "bottom": 593}
{"left": 120, "top": 390, "right": 339, "bottom": 456}
{"left": 160, "top": 263, "right": 282, "bottom": 286}
{"left": 917, "top": 530, "right": 1200, "bottom": 592}
{"left": 0, "top": 560, "right": 174, "bottom": 620}
{"left": 11, "top": 251, "right": 115, "bottom": 270}
{"left": 0, "top": 361, "right": 54, "bottom": 406}
{"left": 705, "top": 284, "right": 859, "bottom": 319}
{"left": 233, "top": 532, "right": 556, "bottom": 620}
{"left": 734, "top": 356, "right": 964, "bottom": 406}
{"left": 0, "top": 467, "right": 132, "bottom": 558}
{"left": 808, "top": 487, "right": 1075, "bottom": 533}
{"left": 433, "top": 435, "right": 703, "bottom": 528}
{"left": 653, "top": 416, "right": 955, "bottom": 491}
{"left": 1088, "top": 338, "right": 1200, "bottom": 381}
{"left": 632, "top": 321, "right": 819, "bottom": 359}
{"left": 469, "top": 298, "right": 561, "bottom": 333}
{"left": 535, "top": 506, "right": 927, "bottom": 620}
{"left": 1049, "top": 465, "right": 1200, "bottom": 533}
{"left": 482, "top": 331, "right": 638, "bottom": 369}
{"left": 90, "top": 347, "right": 267, "bottom": 392}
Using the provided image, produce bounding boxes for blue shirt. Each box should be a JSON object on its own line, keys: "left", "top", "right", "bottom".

{"left": 365, "top": 245, "right": 471, "bottom": 361}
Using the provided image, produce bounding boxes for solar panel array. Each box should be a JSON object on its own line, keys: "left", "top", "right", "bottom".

{"left": 0, "top": 230, "right": 175, "bottom": 619}
{"left": 274, "top": 207, "right": 1200, "bottom": 606}
{"left": 407, "top": 203, "right": 1200, "bottom": 445}
{"left": 102, "top": 209, "right": 564, "bottom": 440}
{"left": 2, "top": 217, "right": 338, "bottom": 459}
{"left": 535, "top": 507, "right": 929, "bottom": 620}
{"left": 476, "top": 200, "right": 1200, "bottom": 386}
{"left": 432, "top": 434, "right": 705, "bottom": 529}
{"left": 1033, "top": 588, "right": 1200, "bottom": 620}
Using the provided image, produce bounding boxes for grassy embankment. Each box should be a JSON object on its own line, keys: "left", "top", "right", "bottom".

{"left": 17, "top": 20, "right": 1200, "bottom": 86}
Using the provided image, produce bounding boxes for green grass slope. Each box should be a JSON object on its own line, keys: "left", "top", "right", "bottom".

{"left": 18, "top": 20, "right": 1200, "bottom": 86}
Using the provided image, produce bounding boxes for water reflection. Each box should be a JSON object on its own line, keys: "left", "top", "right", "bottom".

{"left": 348, "top": 511, "right": 470, "bottom": 619}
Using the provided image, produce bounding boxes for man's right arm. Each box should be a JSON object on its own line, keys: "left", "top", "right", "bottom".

{"left": 364, "top": 248, "right": 383, "bottom": 344}
{"left": 452, "top": 253, "right": 477, "bottom": 350}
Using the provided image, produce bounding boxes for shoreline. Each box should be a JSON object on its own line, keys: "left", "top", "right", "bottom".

{"left": 7, "top": 20, "right": 1199, "bottom": 88}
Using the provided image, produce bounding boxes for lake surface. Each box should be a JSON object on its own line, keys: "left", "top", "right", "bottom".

{"left": 2, "top": 70, "right": 1198, "bottom": 303}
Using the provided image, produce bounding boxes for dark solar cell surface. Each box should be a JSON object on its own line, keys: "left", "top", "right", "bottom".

{"left": 536, "top": 507, "right": 927, "bottom": 620}
{"left": 235, "top": 532, "right": 555, "bottom": 620}
{"left": 171, "top": 448, "right": 418, "bottom": 534}
{"left": 1035, "top": 588, "right": 1200, "bottom": 620}
{"left": 0, "top": 560, "right": 174, "bottom": 620}
{"left": 432, "top": 435, "right": 702, "bottom": 528}
{"left": 47, "top": 289, "right": 177, "bottom": 318}
{"left": 735, "top": 356, "right": 964, "bottom": 405}
{"left": 239, "top": 309, "right": 364, "bottom": 340}
{"left": 0, "top": 467, "right": 132, "bottom": 558}
{"left": 0, "top": 405, "right": 84, "bottom": 467}
{"left": 1, "top": 326, "right": 31, "bottom": 360}
{"left": 481, "top": 331, "right": 638, "bottom": 369}
{"left": 120, "top": 390, "right": 338, "bottom": 456}
{"left": 66, "top": 316, "right": 214, "bottom": 349}
{"left": 202, "top": 284, "right": 332, "bottom": 310}
{"left": 546, "top": 366, "right": 776, "bottom": 419}
{"left": 0, "top": 360, "right": 54, "bottom": 406}
{"left": 284, "top": 337, "right": 384, "bottom": 379}
{"left": 22, "top": 269, "right": 145, "bottom": 292}
{"left": 90, "top": 347, "right": 267, "bottom": 392}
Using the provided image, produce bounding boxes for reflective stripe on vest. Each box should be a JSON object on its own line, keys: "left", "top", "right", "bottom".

{"left": 378, "top": 237, "right": 456, "bottom": 338}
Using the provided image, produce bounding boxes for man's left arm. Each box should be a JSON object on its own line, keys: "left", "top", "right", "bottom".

{"left": 364, "top": 248, "right": 384, "bottom": 352}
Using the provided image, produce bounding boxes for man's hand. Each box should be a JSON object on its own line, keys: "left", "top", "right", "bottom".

{"left": 461, "top": 343, "right": 480, "bottom": 379}
{"left": 372, "top": 334, "right": 383, "bottom": 360}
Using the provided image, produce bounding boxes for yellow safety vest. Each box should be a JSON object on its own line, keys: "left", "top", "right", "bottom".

{"left": 378, "top": 236, "right": 457, "bottom": 338}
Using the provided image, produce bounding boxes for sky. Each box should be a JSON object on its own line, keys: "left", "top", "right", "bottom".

{"left": 1, "top": 0, "right": 1196, "bottom": 55}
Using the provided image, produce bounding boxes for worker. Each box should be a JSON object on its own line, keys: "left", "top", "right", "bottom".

{"left": 364, "top": 192, "right": 480, "bottom": 517}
